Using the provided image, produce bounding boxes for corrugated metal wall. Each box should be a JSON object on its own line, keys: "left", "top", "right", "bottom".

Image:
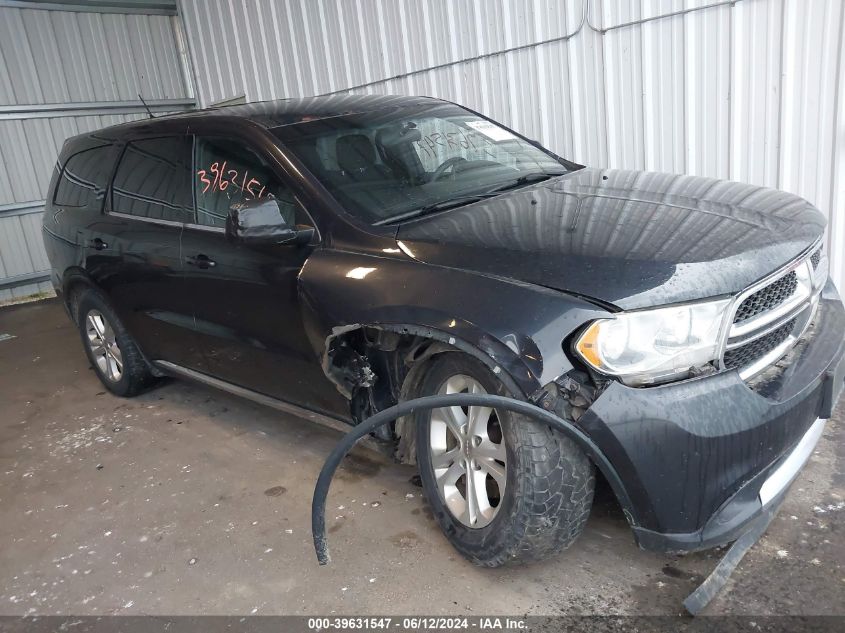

{"left": 0, "top": 1, "right": 194, "bottom": 303}
{"left": 180, "top": 0, "right": 845, "bottom": 290}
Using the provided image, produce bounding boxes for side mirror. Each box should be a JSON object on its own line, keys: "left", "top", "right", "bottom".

{"left": 226, "top": 197, "right": 314, "bottom": 246}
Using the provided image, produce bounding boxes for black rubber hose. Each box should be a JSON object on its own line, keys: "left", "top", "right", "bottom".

{"left": 311, "top": 393, "right": 599, "bottom": 565}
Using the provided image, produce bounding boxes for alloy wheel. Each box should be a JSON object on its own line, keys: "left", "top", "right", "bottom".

{"left": 429, "top": 374, "right": 507, "bottom": 528}
{"left": 85, "top": 310, "right": 123, "bottom": 382}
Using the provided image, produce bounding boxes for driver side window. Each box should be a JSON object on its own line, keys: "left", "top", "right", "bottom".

{"left": 193, "top": 136, "right": 297, "bottom": 228}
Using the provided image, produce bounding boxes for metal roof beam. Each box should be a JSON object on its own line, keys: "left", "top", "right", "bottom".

{"left": 0, "top": 0, "right": 177, "bottom": 15}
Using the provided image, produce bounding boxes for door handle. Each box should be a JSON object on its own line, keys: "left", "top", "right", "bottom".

{"left": 87, "top": 238, "right": 108, "bottom": 250}
{"left": 186, "top": 253, "right": 216, "bottom": 269}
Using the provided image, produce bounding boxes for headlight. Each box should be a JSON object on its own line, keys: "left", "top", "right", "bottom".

{"left": 574, "top": 299, "right": 731, "bottom": 386}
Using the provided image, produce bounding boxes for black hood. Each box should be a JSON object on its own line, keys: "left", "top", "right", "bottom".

{"left": 395, "top": 168, "right": 826, "bottom": 310}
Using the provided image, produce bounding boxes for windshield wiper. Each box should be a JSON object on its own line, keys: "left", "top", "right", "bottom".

{"left": 377, "top": 172, "right": 569, "bottom": 226}
{"left": 486, "top": 171, "right": 568, "bottom": 194}
{"left": 377, "top": 194, "right": 500, "bottom": 225}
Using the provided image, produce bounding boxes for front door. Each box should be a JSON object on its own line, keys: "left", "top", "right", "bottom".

{"left": 180, "top": 134, "right": 348, "bottom": 418}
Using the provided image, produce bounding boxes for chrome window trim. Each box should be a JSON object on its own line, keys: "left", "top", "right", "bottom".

{"left": 183, "top": 222, "right": 225, "bottom": 234}
{"left": 108, "top": 211, "right": 226, "bottom": 235}
{"left": 108, "top": 211, "right": 184, "bottom": 229}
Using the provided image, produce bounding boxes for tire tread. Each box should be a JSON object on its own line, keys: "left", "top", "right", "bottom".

{"left": 415, "top": 354, "right": 594, "bottom": 567}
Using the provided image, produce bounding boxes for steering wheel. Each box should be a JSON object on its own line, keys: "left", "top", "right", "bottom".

{"left": 430, "top": 156, "right": 468, "bottom": 182}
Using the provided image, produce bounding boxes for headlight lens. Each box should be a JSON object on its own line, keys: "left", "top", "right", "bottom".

{"left": 574, "top": 299, "right": 731, "bottom": 386}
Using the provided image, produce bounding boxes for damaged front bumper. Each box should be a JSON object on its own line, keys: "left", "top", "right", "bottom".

{"left": 577, "top": 281, "right": 845, "bottom": 553}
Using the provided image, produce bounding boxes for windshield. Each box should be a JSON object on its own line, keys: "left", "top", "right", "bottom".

{"left": 271, "top": 103, "right": 576, "bottom": 225}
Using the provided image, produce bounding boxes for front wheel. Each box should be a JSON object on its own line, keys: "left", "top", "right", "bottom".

{"left": 415, "top": 354, "right": 595, "bottom": 566}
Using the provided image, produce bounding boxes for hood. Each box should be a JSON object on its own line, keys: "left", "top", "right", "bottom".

{"left": 395, "top": 168, "right": 826, "bottom": 310}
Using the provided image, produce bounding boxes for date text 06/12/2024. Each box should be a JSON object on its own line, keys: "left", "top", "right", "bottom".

{"left": 307, "top": 617, "right": 527, "bottom": 631}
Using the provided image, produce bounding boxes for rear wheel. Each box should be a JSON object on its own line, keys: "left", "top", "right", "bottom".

{"left": 76, "top": 289, "right": 156, "bottom": 397}
{"left": 415, "top": 354, "right": 595, "bottom": 566}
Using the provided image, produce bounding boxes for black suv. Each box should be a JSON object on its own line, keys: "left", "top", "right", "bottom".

{"left": 43, "top": 95, "right": 845, "bottom": 566}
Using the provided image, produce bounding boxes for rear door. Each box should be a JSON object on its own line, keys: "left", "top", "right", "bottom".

{"left": 178, "top": 131, "right": 348, "bottom": 417}
{"left": 91, "top": 133, "right": 203, "bottom": 368}
{"left": 45, "top": 142, "right": 119, "bottom": 284}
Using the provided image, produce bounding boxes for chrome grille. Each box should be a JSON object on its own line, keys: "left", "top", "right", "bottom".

{"left": 733, "top": 271, "right": 797, "bottom": 323}
{"left": 811, "top": 248, "right": 822, "bottom": 270}
{"left": 721, "top": 242, "right": 824, "bottom": 381}
{"left": 723, "top": 318, "right": 797, "bottom": 371}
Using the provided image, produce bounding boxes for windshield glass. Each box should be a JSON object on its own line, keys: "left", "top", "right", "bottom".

{"left": 271, "top": 103, "right": 575, "bottom": 225}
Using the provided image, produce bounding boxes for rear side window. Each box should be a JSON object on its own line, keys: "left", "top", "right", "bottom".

{"left": 53, "top": 145, "right": 115, "bottom": 208}
{"left": 111, "top": 136, "right": 193, "bottom": 223}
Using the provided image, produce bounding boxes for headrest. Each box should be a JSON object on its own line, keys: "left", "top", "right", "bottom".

{"left": 376, "top": 123, "right": 422, "bottom": 147}
{"left": 336, "top": 134, "right": 377, "bottom": 173}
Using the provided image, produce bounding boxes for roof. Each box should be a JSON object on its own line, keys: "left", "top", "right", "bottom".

{"left": 68, "top": 93, "right": 448, "bottom": 150}
{"left": 161, "top": 93, "right": 442, "bottom": 129}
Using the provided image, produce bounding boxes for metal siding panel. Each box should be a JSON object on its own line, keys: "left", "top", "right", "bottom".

{"left": 602, "top": 1, "right": 645, "bottom": 170}
{"left": 254, "top": 0, "right": 282, "bottom": 100}
{"left": 180, "top": 0, "right": 217, "bottom": 104}
{"left": 0, "top": 32, "right": 15, "bottom": 106}
{"left": 729, "top": 0, "right": 782, "bottom": 189}
{"left": 0, "top": 215, "right": 38, "bottom": 279}
{"left": 0, "top": 130, "right": 16, "bottom": 205}
{"left": 779, "top": 0, "right": 842, "bottom": 272}
{"left": 0, "top": 9, "right": 44, "bottom": 104}
{"left": 21, "top": 118, "right": 62, "bottom": 195}
{"left": 0, "top": 8, "right": 189, "bottom": 106}
{"left": 570, "top": 1, "right": 607, "bottom": 165}
{"left": 225, "top": 1, "right": 256, "bottom": 101}
{"left": 0, "top": 5, "right": 191, "bottom": 297}
{"left": 19, "top": 210, "right": 49, "bottom": 272}
{"left": 827, "top": 0, "right": 845, "bottom": 288}
{"left": 641, "top": 0, "right": 686, "bottom": 173}
{"left": 102, "top": 13, "right": 138, "bottom": 100}
{"left": 76, "top": 12, "right": 121, "bottom": 102}
{"left": 0, "top": 121, "right": 42, "bottom": 202}
{"left": 24, "top": 9, "right": 73, "bottom": 104}
{"left": 684, "top": 1, "right": 732, "bottom": 179}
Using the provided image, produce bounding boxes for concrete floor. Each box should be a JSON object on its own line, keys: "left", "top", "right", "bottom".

{"left": 0, "top": 299, "right": 843, "bottom": 616}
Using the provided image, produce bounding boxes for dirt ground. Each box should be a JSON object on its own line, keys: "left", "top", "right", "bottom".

{"left": 0, "top": 299, "right": 843, "bottom": 616}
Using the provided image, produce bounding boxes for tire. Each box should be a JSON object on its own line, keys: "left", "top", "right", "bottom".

{"left": 415, "top": 354, "right": 595, "bottom": 566}
{"left": 75, "top": 288, "right": 156, "bottom": 397}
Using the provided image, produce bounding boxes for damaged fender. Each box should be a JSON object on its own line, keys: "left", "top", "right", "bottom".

{"left": 298, "top": 247, "right": 610, "bottom": 400}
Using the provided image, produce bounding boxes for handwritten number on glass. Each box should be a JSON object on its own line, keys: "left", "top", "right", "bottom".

{"left": 197, "top": 161, "right": 267, "bottom": 199}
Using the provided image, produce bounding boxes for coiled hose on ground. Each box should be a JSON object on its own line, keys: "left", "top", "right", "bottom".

{"left": 309, "top": 393, "right": 763, "bottom": 616}
{"left": 310, "top": 393, "right": 602, "bottom": 566}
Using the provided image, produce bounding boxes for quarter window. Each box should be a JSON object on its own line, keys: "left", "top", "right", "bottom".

{"left": 194, "top": 137, "right": 295, "bottom": 228}
{"left": 111, "top": 137, "right": 193, "bottom": 223}
{"left": 54, "top": 145, "right": 115, "bottom": 208}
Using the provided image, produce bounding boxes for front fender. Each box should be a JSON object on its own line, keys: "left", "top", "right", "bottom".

{"left": 298, "top": 249, "right": 609, "bottom": 397}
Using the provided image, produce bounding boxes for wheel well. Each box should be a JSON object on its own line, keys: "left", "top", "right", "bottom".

{"left": 63, "top": 278, "right": 92, "bottom": 324}
{"left": 321, "top": 324, "right": 522, "bottom": 462}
